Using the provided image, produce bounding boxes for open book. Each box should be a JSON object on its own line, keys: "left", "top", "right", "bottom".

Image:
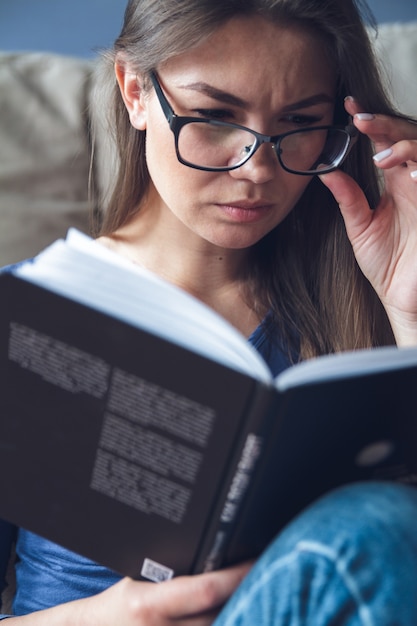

{"left": 1, "top": 229, "right": 416, "bottom": 582}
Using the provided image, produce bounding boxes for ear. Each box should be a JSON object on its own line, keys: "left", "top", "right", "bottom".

{"left": 115, "top": 58, "right": 147, "bottom": 130}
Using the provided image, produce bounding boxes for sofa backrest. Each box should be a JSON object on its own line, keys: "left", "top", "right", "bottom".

{"left": 0, "top": 52, "right": 93, "bottom": 265}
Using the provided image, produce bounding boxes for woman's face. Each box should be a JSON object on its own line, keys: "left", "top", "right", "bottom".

{"left": 124, "top": 15, "right": 336, "bottom": 251}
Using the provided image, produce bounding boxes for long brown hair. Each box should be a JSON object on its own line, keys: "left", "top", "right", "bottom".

{"left": 94, "top": 0, "right": 402, "bottom": 360}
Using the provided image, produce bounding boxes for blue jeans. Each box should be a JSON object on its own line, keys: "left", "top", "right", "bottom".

{"left": 215, "top": 482, "right": 417, "bottom": 625}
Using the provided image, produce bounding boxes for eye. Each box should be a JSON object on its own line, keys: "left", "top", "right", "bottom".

{"left": 192, "top": 108, "right": 235, "bottom": 122}
{"left": 282, "top": 114, "right": 323, "bottom": 127}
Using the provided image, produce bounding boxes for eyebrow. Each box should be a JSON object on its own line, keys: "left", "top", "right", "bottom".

{"left": 281, "top": 94, "right": 334, "bottom": 111}
{"left": 180, "top": 82, "right": 249, "bottom": 108}
{"left": 180, "top": 82, "right": 334, "bottom": 110}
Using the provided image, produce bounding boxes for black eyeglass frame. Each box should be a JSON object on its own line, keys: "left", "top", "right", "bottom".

{"left": 149, "top": 71, "right": 358, "bottom": 175}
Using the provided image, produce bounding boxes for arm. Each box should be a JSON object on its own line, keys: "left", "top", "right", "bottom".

{"left": 0, "top": 562, "right": 250, "bottom": 625}
{"left": 320, "top": 99, "right": 417, "bottom": 346}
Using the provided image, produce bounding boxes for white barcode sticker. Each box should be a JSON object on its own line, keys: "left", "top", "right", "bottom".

{"left": 141, "top": 558, "right": 175, "bottom": 582}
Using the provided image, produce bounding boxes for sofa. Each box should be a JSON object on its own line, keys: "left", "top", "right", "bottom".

{"left": 0, "top": 21, "right": 416, "bottom": 268}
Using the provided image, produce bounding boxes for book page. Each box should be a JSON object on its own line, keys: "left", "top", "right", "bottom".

{"left": 14, "top": 229, "right": 271, "bottom": 382}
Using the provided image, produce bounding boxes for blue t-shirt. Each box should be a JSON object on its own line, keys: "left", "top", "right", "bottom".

{"left": 0, "top": 309, "right": 291, "bottom": 617}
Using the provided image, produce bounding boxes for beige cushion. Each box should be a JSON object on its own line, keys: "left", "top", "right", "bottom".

{"left": 0, "top": 52, "right": 93, "bottom": 265}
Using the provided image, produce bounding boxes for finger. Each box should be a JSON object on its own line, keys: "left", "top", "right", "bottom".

{"left": 344, "top": 96, "right": 417, "bottom": 154}
{"left": 372, "top": 139, "right": 417, "bottom": 179}
{"left": 354, "top": 116, "right": 417, "bottom": 156}
{"left": 319, "top": 169, "right": 373, "bottom": 241}
{"left": 344, "top": 96, "right": 417, "bottom": 140}
{"left": 153, "top": 562, "right": 251, "bottom": 618}
{"left": 344, "top": 97, "right": 417, "bottom": 180}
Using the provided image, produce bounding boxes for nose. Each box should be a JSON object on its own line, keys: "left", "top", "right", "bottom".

{"left": 228, "top": 142, "right": 278, "bottom": 184}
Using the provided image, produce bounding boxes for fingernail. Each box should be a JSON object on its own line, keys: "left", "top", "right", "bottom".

{"left": 373, "top": 148, "right": 393, "bottom": 163}
{"left": 411, "top": 170, "right": 417, "bottom": 181}
{"left": 344, "top": 96, "right": 356, "bottom": 103}
{"left": 355, "top": 113, "right": 375, "bottom": 121}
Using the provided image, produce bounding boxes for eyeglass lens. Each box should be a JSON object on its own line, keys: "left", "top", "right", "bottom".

{"left": 177, "top": 123, "right": 350, "bottom": 173}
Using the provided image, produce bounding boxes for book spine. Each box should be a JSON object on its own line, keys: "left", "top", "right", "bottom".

{"left": 200, "top": 431, "right": 262, "bottom": 572}
{"left": 193, "top": 385, "right": 277, "bottom": 573}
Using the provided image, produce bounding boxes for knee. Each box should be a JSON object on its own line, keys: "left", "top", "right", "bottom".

{"left": 272, "top": 481, "right": 417, "bottom": 568}
{"left": 306, "top": 481, "right": 417, "bottom": 540}
{"left": 217, "top": 483, "right": 417, "bottom": 625}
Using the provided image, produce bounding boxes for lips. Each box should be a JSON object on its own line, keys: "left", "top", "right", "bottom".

{"left": 216, "top": 201, "right": 273, "bottom": 223}
{"left": 221, "top": 200, "right": 272, "bottom": 210}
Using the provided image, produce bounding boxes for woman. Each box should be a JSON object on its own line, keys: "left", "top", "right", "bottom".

{"left": 1, "top": 0, "right": 417, "bottom": 623}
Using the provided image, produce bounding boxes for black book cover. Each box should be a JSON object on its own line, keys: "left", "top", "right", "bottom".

{"left": 1, "top": 271, "right": 417, "bottom": 581}
{"left": 0, "top": 274, "right": 269, "bottom": 580}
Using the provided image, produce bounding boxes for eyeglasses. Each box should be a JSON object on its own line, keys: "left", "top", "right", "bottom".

{"left": 149, "top": 72, "right": 358, "bottom": 176}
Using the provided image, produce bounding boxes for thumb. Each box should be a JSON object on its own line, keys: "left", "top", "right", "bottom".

{"left": 319, "top": 170, "right": 373, "bottom": 241}
{"left": 151, "top": 563, "right": 251, "bottom": 618}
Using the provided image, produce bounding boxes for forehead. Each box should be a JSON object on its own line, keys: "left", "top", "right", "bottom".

{"left": 161, "top": 15, "right": 336, "bottom": 106}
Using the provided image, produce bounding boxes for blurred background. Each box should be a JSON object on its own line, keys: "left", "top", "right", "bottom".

{"left": 0, "top": 0, "right": 416, "bottom": 58}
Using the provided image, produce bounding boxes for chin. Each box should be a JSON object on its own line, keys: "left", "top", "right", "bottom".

{"left": 207, "top": 231, "right": 270, "bottom": 251}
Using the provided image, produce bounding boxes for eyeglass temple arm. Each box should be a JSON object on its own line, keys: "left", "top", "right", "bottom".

{"left": 346, "top": 118, "right": 359, "bottom": 155}
{"left": 149, "top": 72, "right": 175, "bottom": 123}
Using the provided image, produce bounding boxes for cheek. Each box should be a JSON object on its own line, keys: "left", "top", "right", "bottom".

{"left": 262, "top": 173, "right": 314, "bottom": 233}
{"left": 273, "top": 172, "right": 313, "bottom": 218}
{"left": 291, "top": 175, "right": 313, "bottom": 202}
{"left": 145, "top": 123, "right": 182, "bottom": 194}
{"left": 145, "top": 117, "right": 176, "bottom": 171}
{"left": 145, "top": 119, "right": 217, "bottom": 202}
{"left": 144, "top": 131, "right": 203, "bottom": 217}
